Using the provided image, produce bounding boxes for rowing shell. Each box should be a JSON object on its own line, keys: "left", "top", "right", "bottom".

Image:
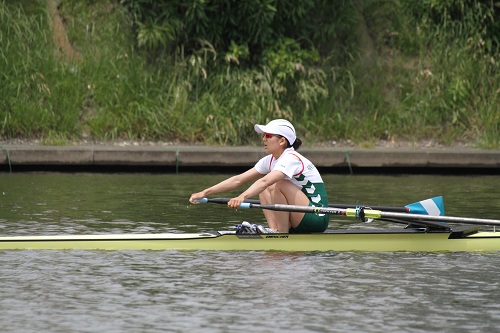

{"left": 1, "top": 226, "right": 500, "bottom": 252}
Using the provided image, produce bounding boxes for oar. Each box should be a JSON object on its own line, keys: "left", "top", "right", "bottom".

{"left": 199, "top": 196, "right": 445, "bottom": 216}
{"left": 230, "top": 202, "right": 500, "bottom": 227}
{"left": 194, "top": 198, "right": 500, "bottom": 226}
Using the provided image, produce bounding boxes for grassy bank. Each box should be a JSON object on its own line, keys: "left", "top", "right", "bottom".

{"left": 0, "top": 0, "right": 498, "bottom": 148}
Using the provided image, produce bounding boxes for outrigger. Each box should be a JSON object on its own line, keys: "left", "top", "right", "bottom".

{"left": 1, "top": 196, "right": 500, "bottom": 252}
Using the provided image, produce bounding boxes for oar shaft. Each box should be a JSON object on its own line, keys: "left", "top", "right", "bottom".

{"left": 209, "top": 198, "right": 408, "bottom": 212}
{"left": 244, "top": 203, "right": 500, "bottom": 226}
{"left": 242, "top": 203, "right": 347, "bottom": 216}
{"left": 377, "top": 211, "right": 500, "bottom": 226}
{"left": 332, "top": 204, "right": 407, "bottom": 212}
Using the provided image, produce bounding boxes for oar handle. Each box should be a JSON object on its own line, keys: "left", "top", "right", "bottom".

{"left": 197, "top": 198, "right": 260, "bottom": 204}
{"left": 194, "top": 198, "right": 252, "bottom": 207}
{"left": 194, "top": 198, "right": 252, "bottom": 209}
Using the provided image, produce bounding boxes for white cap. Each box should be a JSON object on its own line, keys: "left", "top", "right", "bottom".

{"left": 254, "top": 119, "right": 296, "bottom": 145}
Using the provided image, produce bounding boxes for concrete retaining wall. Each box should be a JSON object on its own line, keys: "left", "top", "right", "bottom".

{"left": 0, "top": 145, "right": 499, "bottom": 173}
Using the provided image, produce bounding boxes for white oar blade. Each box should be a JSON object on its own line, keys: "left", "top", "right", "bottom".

{"left": 405, "top": 196, "right": 444, "bottom": 216}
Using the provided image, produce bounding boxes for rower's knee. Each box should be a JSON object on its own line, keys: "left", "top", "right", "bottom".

{"left": 259, "top": 184, "right": 275, "bottom": 204}
{"left": 273, "top": 179, "right": 288, "bottom": 192}
{"left": 274, "top": 179, "right": 299, "bottom": 196}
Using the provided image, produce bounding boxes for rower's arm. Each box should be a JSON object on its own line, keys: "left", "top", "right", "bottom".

{"left": 190, "top": 168, "right": 262, "bottom": 203}
{"left": 227, "top": 170, "right": 285, "bottom": 208}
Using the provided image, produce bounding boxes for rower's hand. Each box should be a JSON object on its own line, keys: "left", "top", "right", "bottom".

{"left": 227, "top": 196, "right": 244, "bottom": 209}
{"left": 189, "top": 192, "right": 205, "bottom": 204}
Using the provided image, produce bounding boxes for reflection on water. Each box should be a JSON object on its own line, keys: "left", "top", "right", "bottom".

{"left": 0, "top": 173, "right": 500, "bottom": 332}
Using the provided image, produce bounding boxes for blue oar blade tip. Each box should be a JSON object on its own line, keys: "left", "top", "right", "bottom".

{"left": 405, "top": 196, "right": 445, "bottom": 216}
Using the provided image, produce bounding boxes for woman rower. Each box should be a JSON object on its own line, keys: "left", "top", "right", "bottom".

{"left": 189, "top": 119, "right": 329, "bottom": 233}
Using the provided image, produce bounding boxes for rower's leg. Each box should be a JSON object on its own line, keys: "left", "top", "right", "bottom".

{"left": 260, "top": 180, "right": 309, "bottom": 233}
{"left": 259, "top": 184, "right": 280, "bottom": 230}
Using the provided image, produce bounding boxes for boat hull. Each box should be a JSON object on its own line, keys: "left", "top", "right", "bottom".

{"left": 1, "top": 227, "right": 500, "bottom": 252}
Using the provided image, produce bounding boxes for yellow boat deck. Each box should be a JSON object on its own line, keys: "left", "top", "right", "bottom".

{"left": 1, "top": 226, "right": 499, "bottom": 252}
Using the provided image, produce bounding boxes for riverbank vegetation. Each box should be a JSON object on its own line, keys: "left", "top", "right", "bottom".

{"left": 0, "top": 0, "right": 498, "bottom": 147}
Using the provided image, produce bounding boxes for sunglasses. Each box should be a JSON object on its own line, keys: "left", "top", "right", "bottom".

{"left": 263, "top": 133, "right": 283, "bottom": 139}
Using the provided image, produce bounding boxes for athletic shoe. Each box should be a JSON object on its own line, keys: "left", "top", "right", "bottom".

{"left": 256, "top": 225, "right": 278, "bottom": 234}
{"left": 235, "top": 221, "right": 258, "bottom": 234}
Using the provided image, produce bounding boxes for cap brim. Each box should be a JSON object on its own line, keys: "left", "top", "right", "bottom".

{"left": 254, "top": 124, "right": 266, "bottom": 134}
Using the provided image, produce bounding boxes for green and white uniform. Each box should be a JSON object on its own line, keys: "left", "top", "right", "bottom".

{"left": 254, "top": 148, "right": 329, "bottom": 233}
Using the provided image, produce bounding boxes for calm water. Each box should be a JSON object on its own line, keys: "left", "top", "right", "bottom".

{"left": 1, "top": 173, "right": 500, "bottom": 332}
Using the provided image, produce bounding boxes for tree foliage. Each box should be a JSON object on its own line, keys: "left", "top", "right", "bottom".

{"left": 1, "top": 0, "right": 498, "bottom": 147}
{"left": 119, "top": 0, "right": 358, "bottom": 67}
